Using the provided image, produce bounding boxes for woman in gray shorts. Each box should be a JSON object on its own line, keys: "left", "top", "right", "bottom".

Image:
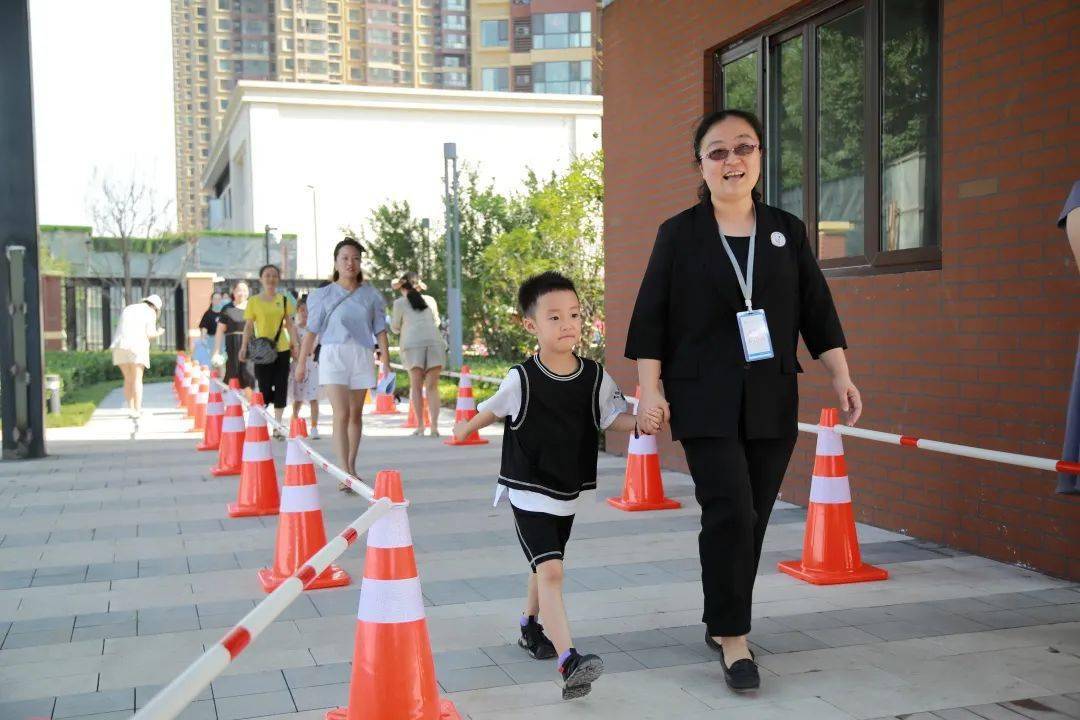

{"left": 391, "top": 272, "right": 445, "bottom": 436}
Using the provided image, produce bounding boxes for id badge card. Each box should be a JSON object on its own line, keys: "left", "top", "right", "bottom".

{"left": 736, "top": 309, "right": 775, "bottom": 362}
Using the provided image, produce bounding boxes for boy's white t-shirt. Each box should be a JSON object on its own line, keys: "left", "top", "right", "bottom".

{"left": 477, "top": 365, "right": 629, "bottom": 516}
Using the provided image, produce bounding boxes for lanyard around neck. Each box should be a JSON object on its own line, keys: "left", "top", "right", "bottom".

{"left": 717, "top": 216, "right": 757, "bottom": 311}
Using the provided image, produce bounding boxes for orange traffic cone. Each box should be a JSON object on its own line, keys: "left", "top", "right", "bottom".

{"left": 444, "top": 365, "right": 487, "bottom": 446}
{"left": 227, "top": 392, "right": 280, "bottom": 518}
{"left": 403, "top": 388, "right": 430, "bottom": 430}
{"left": 185, "top": 366, "right": 201, "bottom": 419}
{"left": 191, "top": 375, "right": 210, "bottom": 433}
{"left": 777, "top": 408, "right": 888, "bottom": 585}
{"left": 608, "top": 386, "right": 680, "bottom": 511}
{"left": 197, "top": 373, "right": 224, "bottom": 452}
{"left": 326, "top": 471, "right": 461, "bottom": 720}
{"left": 211, "top": 380, "right": 246, "bottom": 476}
{"left": 173, "top": 354, "right": 185, "bottom": 400}
{"left": 179, "top": 363, "right": 194, "bottom": 410}
{"left": 258, "top": 418, "right": 350, "bottom": 592}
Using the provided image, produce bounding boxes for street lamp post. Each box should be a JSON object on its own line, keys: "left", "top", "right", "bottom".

{"left": 263, "top": 224, "right": 279, "bottom": 267}
{"left": 442, "top": 143, "right": 463, "bottom": 370}
{"left": 305, "top": 185, "right": 319, "bottom": 278}
{"left": 419, "top": 217, "right": 430, "bottom": 280}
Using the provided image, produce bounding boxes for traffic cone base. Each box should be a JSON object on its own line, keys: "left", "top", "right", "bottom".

{"left": 443, "top": 432, "right": 488, "bottom": 446}
{"left": 325, "top": 700, "right": 461, "bottom": 720}
{"left": 444, "top": 366, "right": 488, "bottom": 446}
{"left": 258, "top": 564, "right": 349, "bottom": 592}
{"left": 777, "top": 408, "right": 888, "bottom": 586}
{"left": 373, "top": 393, "right": 398, "bottom": 414}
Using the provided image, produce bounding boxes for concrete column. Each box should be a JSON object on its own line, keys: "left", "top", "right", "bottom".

{"left": 40, "top": 275, "right": 65, "bottom": 351}
{"left": 185, "top": 272, "right": 217, "bottom": 354}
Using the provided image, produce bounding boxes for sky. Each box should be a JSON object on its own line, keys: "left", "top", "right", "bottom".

{"left": 29, "top": 0, "right": 177, "bottom": 230}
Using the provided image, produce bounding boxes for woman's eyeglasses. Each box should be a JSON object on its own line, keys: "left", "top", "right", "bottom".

{"left": 700, "top": 143, "right": 761, "bottom": 162}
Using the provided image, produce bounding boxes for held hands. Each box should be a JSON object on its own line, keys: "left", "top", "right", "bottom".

{"left": 294, "top": 362, "right": 307, "bottom": 383}
{"left": 636, "top": 386, "right": 671, "bottom": 436}
{"left": 833, "top": 375, "right": 863, "bottom": 425}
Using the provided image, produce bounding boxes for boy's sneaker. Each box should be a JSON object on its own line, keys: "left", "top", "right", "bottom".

{"left": 309, "top": 426, "right": 320, "bottom": 440}
{"left": 558, "top": 649, "right": 604, "bottom": 700}
{"left": 518, "top": 617, "right": 557, "bottom": 660}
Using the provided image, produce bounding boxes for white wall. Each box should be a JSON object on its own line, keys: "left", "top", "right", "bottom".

{"left": 222, "top": 94, "right": 601, "bottom": 278}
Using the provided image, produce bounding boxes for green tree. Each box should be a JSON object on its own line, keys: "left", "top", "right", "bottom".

{"left": 361, "top": 200, "right": 444, "bottom": 299}
{"left": 478, "top": 151, "right": 606, "bottom": 361}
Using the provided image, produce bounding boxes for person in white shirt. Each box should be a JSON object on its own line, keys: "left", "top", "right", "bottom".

{"left": 390, "top": 272, "right": 445, "bottom": 436}
{"left": 110, "top": 294, "right": 165, "bottom": 419}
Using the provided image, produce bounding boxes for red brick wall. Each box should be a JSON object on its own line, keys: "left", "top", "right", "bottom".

{"left": 602, "top": 0, "right": 1080, "bottom": 579}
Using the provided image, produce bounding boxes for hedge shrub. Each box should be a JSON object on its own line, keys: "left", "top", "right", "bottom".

{"left": 45, "top": 350, "right": 176, "bottom": 395}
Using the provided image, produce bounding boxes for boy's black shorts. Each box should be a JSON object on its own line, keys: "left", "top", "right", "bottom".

{"left": 511, "top": 505, "right": 575, "bottom": 571}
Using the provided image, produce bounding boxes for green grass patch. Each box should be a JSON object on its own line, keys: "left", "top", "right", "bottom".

{"left": 45, "top": 380, "right": 123, "bottom": 428}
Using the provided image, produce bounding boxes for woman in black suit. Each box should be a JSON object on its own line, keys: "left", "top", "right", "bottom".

{"left": 626, "top": 109, "right": 863, "bottom": 692}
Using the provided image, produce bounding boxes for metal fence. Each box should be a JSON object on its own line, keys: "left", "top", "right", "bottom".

{"left": 64, "top": 278, "right": 184, "bottom": 351}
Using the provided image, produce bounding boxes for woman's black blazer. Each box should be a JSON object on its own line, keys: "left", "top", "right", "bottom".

{"left": 625, "top": 198, "right": 846, "bottom": 441}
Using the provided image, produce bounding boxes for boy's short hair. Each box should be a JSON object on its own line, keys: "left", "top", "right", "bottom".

{"left": 518, "top": 271, "right": 578, "bottom": 318}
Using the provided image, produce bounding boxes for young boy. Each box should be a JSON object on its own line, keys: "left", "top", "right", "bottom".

{"left": 453, "top": 271, "right": 663, "bottom": 700}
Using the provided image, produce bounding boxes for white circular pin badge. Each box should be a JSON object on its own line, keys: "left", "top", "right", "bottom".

{"left": 770, "top": 231, "right": 786, "bottom": 247}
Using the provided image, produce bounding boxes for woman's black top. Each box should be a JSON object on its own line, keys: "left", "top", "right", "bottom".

{"left": 625, "top": 198, "right": 846, "bottom": 441}
{"left": 198, "top": 309, "right": 219, "bottom": 335}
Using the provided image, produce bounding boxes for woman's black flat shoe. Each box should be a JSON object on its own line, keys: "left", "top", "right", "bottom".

{"left": 705, "top": 632, "right": 760, "bottom": 689}
{"left": 718, "top": 646, "right": 760, "bottom": 691}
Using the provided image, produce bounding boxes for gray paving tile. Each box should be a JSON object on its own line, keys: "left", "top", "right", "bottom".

{"left": 604, "top": 629, "right": 681, "bottom": 652}
{"left": 283, "top": 662, "right": 352, "bottom": 689}
{"left": 276, "top": 595, "right": 319, "bottom": 621}
{"left": 234, "top": 550, "right": 272, "bottom": 570}
{"left": 771, "top": 611, "right": 851, "bottom": 632}
{"left": 932, "top": 709, "right": 985, "bottom": 720}
{"left": 803, "top": 626, "right": 881, "bottom": 647}
{"left": 435, "top": 648, "right": 496, "bottom": 672}
{"left": 72, "top": 620, "right": 138, "bottom": 642}
{"left": 657, "top": 624, "right": 707, "bottom": 646}
{"left": 213, "top": 690, "right": 295, "bottom": 720}
{"left": 464, "top": 576, "right": 526, "bottom": 601}
{"left": 822, "top": 606, "right": 895, "bottom": 626}
{"left": 980, "top": 592, "right": 1055, "bottom": 611}
{"left": 1, "top": 532, "right": 49, "bottom": 547}
{"left": 76, "top": 610, "right": 137, "bottom": 628}
{"left": 0, "top": 571, "right": 32, "bottom": 590}
{"left": 93, "top": 525, "right": 138, "bottom": 540}
{"left": 212, "top": 670, "right": 287, "bottom": 698}
{"left": 751, "top": 630, "right": 829, "bottom": 653}
{"left": 199, "top": 613, "right": 246, "bottom": 630}
{"left": 291, "top": 683, "right": 350, "bottom": 712}
{"left": 605, "top": 562, "right": 677, "bottom": 586}
{"left": 187, "top": 554, "right": 240, "bottom": 573}
{"left": 598, "top": 650, "right": 648, "bottom": 674}
{"left": 961, "top": 609, "right": 1041, "bottom": 630}
{"left": 137, "top": 522, "right": 180, "bottom": 537}
{"left": 136, "top": 684, "right": 212, "bottom": 708}
{"left": 10, "top": 615, "right": 75, "bottom": 633}
{"left": 54, "top": 689, "right": 134, "bottom": 718}
{"left": 480, "top": 643, "right": 532, "bottom": 666}
{"left": 197, "top": 600, "right": 256, "bottom": 617}
{"left": 180, "top": 520, "right": 225, "bottom": 534}
{"left": 176, "top": 700, "right": 217, "bottom": 720}
{"left": 422, "top": 579, "right": 488, "bottom": 605}
{"left": 0, "top": 697, "right": 55, "bottom": 720}
{"left": 1006, "top": 694, "right": 1080, "bottom": 718}
{"left": 31, "top": 572, "right": 88, "bottom": 587}
{"left": 86, "top": 562, "right": 139, "bottom": 582}
{"left": 138, "top": 557, "right": 190, "bottom": 577}
{"left": 858, "top": 620, "right": 939, "bottom": 642}
{"left": 49, "top": 529, "right": 95, "bottom": 543}
{"left": 1021, "top": 604, "right": 1080, "bottom": 624}
{"left": 928, "top": 597, "right": 999, "bottom": 615}
{"left": 437, "top": 665, "right": 516, "bottom": 692}
{"left": 309, "top": 589, "right": 357, "bottom": 617}
{"left": 565, "top": 565, "right": 626, "bottom": 591}
{"left": 963, "top": 704, "right": 1029, "bottom": 719}
{"left": 628, "top": 643, "right": 714, "bottom": 669}
{"left": 501, "top": 659, "right": 559, "bottom": 684}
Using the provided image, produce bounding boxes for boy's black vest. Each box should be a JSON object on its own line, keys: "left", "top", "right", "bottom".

{"left": 498, "top": 354, "right": 603, "bottom": 501}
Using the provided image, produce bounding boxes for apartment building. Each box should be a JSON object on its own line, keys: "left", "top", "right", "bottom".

{"left": 470, "top": 0, "right": 596, "bottom": 94}
{"left": 171, "top": 0, "right": 470, "bottom": 232}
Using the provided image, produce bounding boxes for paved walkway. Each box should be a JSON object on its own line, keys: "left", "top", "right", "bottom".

{"left": 1, "top": 382, "right": 1078, "bottom": 720}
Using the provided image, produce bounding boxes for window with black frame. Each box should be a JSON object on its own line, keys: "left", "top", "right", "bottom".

{"left": 718, "top": 0, "right": 940, "bottom": 272}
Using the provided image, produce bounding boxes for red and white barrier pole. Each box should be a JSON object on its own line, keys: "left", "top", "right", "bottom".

{"left": 798, "top": 421, "right": 1080, "bottom": 476}
{"left": 133, "top": 498, "right": 393, "bottom": 720}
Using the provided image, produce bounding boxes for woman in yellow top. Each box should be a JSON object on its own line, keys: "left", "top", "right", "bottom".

{"left": 239, "top": 264, "right": 297, "bottom": 430}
